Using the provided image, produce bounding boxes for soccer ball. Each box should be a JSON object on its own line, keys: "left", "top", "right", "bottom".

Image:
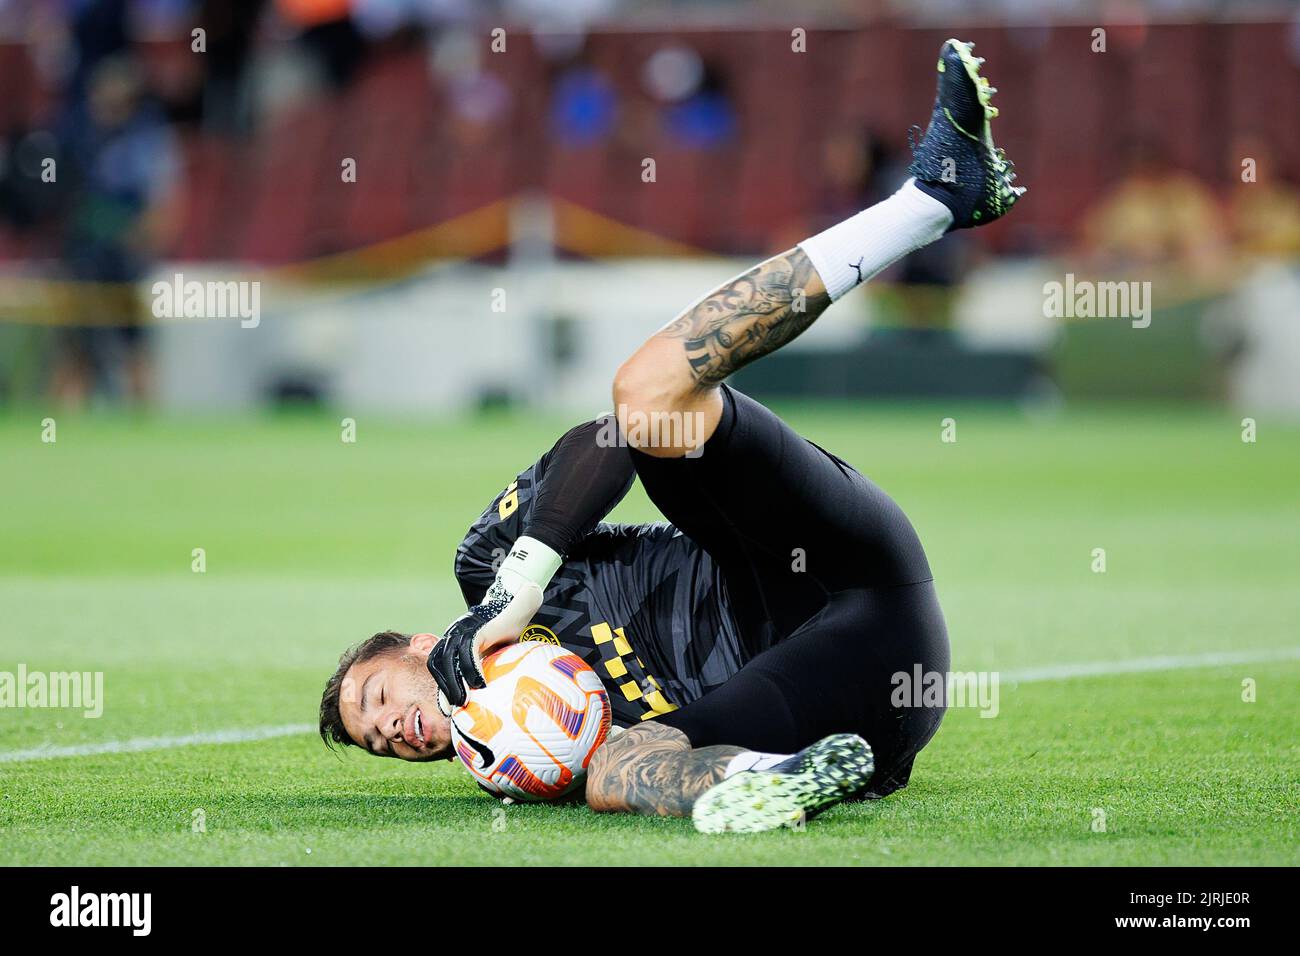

{"left": 449, "top": 642, "right": 611, "bottom": 802}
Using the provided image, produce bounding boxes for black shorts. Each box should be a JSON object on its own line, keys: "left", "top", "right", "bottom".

{"left": 630, "top": 386, "right": 949, "bottom": 796}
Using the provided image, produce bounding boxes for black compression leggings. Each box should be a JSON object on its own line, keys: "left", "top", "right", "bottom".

{"left": 630, "top": 386, "right": 950, "bottom": 795}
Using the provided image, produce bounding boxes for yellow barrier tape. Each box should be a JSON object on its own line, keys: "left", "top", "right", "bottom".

{"left": 0, "top": 191, "right": 1267, "bottom": 327}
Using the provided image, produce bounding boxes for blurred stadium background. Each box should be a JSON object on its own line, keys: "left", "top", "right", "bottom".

{"left": 1, "top": 1, "right": 1298, "bottom": 866}
{"left": 1, "top": 0, "right": 1299, "bottom": 412}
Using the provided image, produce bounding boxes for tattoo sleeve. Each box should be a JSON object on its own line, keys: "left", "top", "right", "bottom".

{"left": 659, "top": 247, "right": 832, "bottom": 388}
{"left": 585, "top": 722, "right": 746, "bottom": 817}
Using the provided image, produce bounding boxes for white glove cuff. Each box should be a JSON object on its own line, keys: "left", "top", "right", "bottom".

{"left": 496, "top": 535, "right": 563, "bottom": 594}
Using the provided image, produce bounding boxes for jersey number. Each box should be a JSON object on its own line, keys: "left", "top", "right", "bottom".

{"left": 497, "top": 481, "right": 519, "bottom": 520}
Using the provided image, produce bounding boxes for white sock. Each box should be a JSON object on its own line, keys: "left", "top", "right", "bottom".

{"left": 797, "top": 179, "right": 953, "bottom": 301}
{"left": 724, "top": 751, "right": 789, "bottom": 778}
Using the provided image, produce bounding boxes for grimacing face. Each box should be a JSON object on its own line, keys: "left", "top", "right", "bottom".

{"left": 339, "top": 633, "right": 454, "bottom": 761}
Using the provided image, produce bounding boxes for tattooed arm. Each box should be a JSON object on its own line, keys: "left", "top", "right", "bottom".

{"left": 585, "top": 722, "right": 745, "bottom": 816}
{"left": 658, "top": 247, "right": 832, "bottom": 389}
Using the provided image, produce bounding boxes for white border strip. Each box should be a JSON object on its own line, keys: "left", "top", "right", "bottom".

{"left": 1002, "top": 647, "right": 1300, "bottom": 684}
{"left": 1, "top": 647, "right": 1296, "bottom": 764}
{"left": 0, "top": 722, "right": 314, "bottom": 764}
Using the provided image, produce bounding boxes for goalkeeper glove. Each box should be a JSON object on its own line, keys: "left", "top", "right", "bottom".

{"left": 427, "top": 535, "right": 563, "bottom": 715}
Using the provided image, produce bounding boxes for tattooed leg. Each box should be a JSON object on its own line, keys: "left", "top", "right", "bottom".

{"left": 613, "top": 247, "right": 831, "bottom": 458}
{"left": 659, "top": 247, "right": 832, "bottom": 387}
{"left": 585, "top": 722, "right": 746, "bottom": 817}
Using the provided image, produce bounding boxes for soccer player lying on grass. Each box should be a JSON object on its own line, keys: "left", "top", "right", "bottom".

{"left": 319, "top": 39, "right": 1022, "bottom": 832}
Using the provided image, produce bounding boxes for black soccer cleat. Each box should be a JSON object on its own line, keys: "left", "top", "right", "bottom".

{"left": 907, "top": 38, "right": 1024, "bottom": 230}
{"left": 691, "top": 733, "right": 875, "bottom": 833}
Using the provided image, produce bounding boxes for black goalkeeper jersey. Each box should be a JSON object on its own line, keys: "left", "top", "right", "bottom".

{"left": 453, "top": 452, "right": 749, "bottom": 729}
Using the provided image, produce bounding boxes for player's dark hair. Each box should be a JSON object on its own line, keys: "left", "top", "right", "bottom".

{"left": 319, "top": 631, "right": 410, "bottom": 752}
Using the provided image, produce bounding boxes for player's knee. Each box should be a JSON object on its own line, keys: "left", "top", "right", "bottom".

{"left": 614, "top": 339, "right": 725, "bottom": 457}
{"left": 613, "top": 356, "right": 673, "bottom": 417}
{"left": 613, "top": 336, "right": 697, "bottom": 414}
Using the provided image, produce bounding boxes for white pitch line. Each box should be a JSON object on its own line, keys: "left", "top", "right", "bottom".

{"left": 0, "top": 722, "right": 314, "bottom": 764}
{"left": 0, "top": 648, "right": 1296, "bottom": 764}
{"left": 1002, "top": 647, "right": 1300, "bottom": 684}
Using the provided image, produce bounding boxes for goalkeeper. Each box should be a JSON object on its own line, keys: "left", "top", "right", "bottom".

{"left": 319, "top": 39, "right": 1022, "bottom": 831}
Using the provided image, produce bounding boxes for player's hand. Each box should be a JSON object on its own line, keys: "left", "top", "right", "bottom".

{"left": 427, "top": 536, "right": 562, "bottom": 714}
{"left": 427, "top": 590, "right": 540, "bottom": 714}
{"left": 426, "top": 605, "right": 493, "bottom": 715}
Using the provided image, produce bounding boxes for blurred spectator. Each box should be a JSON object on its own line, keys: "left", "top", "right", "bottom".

{"left": 198, "top": 0, "right": 268, "bottom": 134}
{"left": 431, "top": 30, "right": 514, "bottom": 150}
{"left": 447, "top": 68, "right": 512, "bottom": 148}
{"left": 275, "top": 0, "right": 365, "bottom": 88}
{"left": 1081, "top": 138, "right": 1226, "bottom": 276}
{"left": 550, "top": 62, "right": 618, "bottom": 145}
{"left": 764, "top": 125, "right": 972, "bottom": 332}
{"left": 1227, "top": 139, "right": 1300, "bottom": 260}
{"left": 773, "top": 125, "right": 899, "bottom": 246}
{"left": 819, "top": 127, "right": 899, "bottom": 223}
{"left": 641, "top": 44, "right": 703, "bottom": 104}
{"left": 52, "top": 54, "right": 181, "bottom": 406}
{"left": 773, "top": 126, "right": 967, "bottom": 332}
{"left": 890, "top": 141, "right": 967, "bottom": 334}
{"left": 0, "top": 127, "right": 63, "bottom": 235}
{"left": 352, "top": 0, "right": 468, "bottom": 38}
{"left": 505, "top": 0, "right": 621, "bottom": 27}
{"left": 663, "top": 61, "right": 735, "bottom": 149}
{"left": 639, "top": 43, "right": 736, "bottom": 149}
{"left": 62, "top": 0, "right": 134, "bottom": 105}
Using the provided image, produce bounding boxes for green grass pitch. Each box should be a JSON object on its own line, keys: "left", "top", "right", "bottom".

{"left": 1, "top": 403, "right": 1297, "bottom": 866}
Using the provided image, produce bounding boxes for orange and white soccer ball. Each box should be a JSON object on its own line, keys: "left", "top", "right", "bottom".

{"left": 450, "top": 642, "right": 611, "bottom": 802}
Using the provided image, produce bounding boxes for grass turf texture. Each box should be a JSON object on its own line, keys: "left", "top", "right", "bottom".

{"left": 1, "top": 404, "right": 1297, "bottom": 865}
